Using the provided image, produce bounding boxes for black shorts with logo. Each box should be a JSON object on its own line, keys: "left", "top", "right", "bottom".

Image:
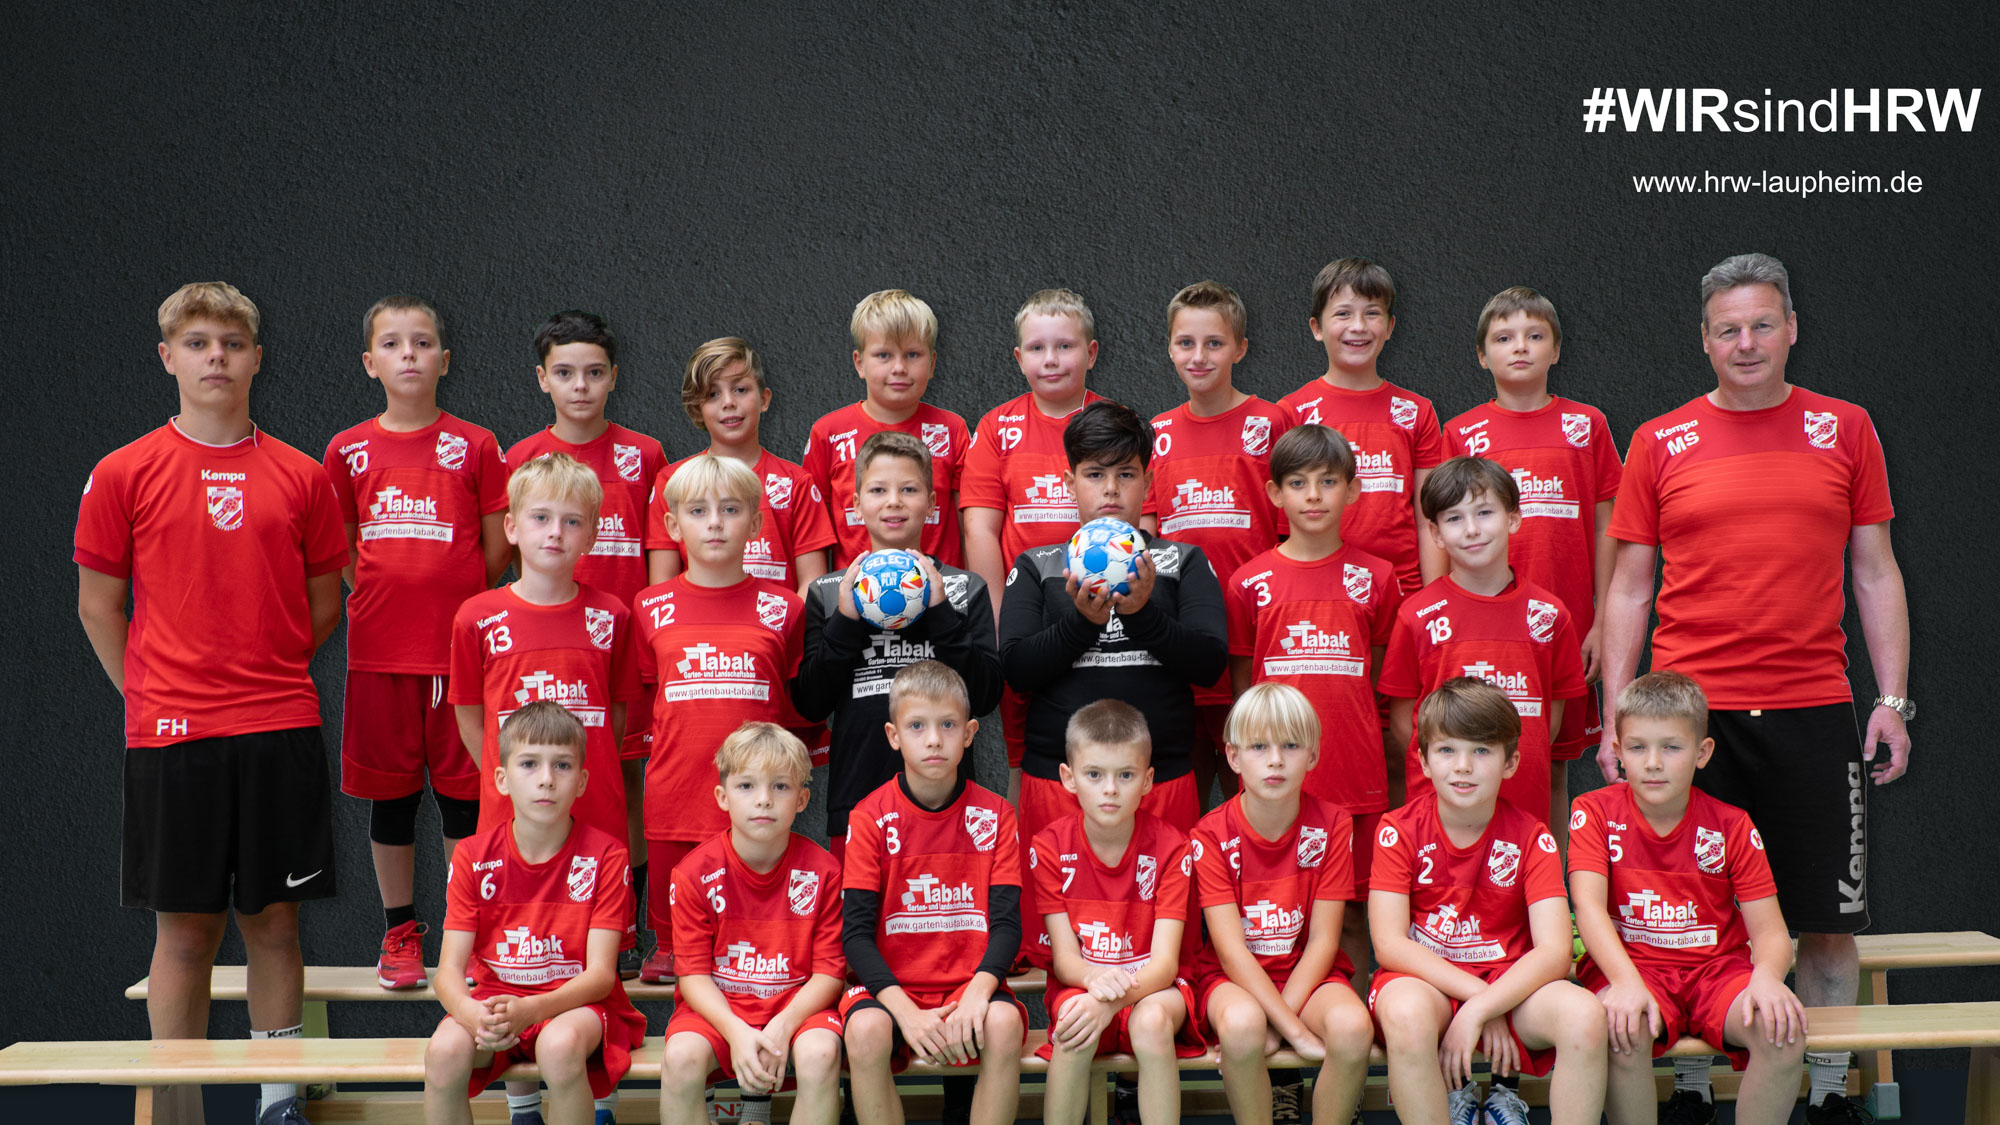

{"left": 1695, "top": 703, "right": 1867, "bottom": 934}
{"left": 123, "top": 726, "right": 338, "bottom": 913}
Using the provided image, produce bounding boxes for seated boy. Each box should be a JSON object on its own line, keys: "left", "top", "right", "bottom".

{"left": 840, "top": 661, "right": 1026, "bottom": 1125}
{"left": 1572, "top": 672, "right": 1804, "bottom": 1125}
{"left": 424, "top": 701, "right": 647, "bottom": 1125}
{"left": 1369, "top": 678, "right": 1606, "bottom": 1125}
{"left": 1188, "top": 683, "right": 1374, "bottom": 1125}
{"left": 1033, "top": 700, "right": 1206, "bottom": 1125}
{"left": 661, "top": 722, "right": 845, "bottom": 1125}
{"left": 797, "top": 431, "right": 1002, "bottom": 862}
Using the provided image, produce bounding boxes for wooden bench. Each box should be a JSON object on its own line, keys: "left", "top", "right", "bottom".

{"left": 11, "top": 1002, "right": 2000, "bottom": 1125}
{"left": 124, "top": 965, "right": 1049, "bottom": 1004}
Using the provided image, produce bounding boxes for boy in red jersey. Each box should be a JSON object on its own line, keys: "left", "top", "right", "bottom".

{"left": 647, "top": 337, "right": 835, "bottom": 594}
{"left": 1445, "top": 287, "right": 1622, "bottom": 836}
{"left": 424, "top": 702, "right": 646, "bottom": 1125}
{"left": 1032, "top": 700, "right": 1205, "bottom": 1125}
{"left": 661, "top": 722, "right": 845, "bottom": 1125}
{"left": 1226, "top": 424, "right": 1400, "bottom": 979}
{"left": 1142, "top": 280, "right": 1297, "bottom": 808}
{"left": 325, "top": 295, "right": 510, "bottom": 991}
{"left": 1573, "top": 673, "right": 1804, "bottom": 1125}
{"left": 1369, "top": 679, "right": 1605, "bottom": 1125}
{"left": 840, "top": 661, "right": 1026, "bottom": 1125}
{"left": 961, "top": 288, "right": 1105, "bottom": 798}
{"left": 507, "top": 309, "right": 670, "bottom": 975}
{"left": 1279, "top": 257, "right": 1448, "bottom": 595}
{"left": 1186, "top": 684, "right": 1373, "bottom": 1125}
{"left": 633, "top": 454, "right": 806, "bottom": 983}
{"left": 802, "top": 289, "right": 972, "bottom": 569}
{"left": 1382, "top": 457, "right": 1586, "bottom": 825}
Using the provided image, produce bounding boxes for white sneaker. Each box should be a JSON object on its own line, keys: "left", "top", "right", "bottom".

{"left": 1448, "top": 1082, "right": 1482, "bottom": 1125}
{"left": 1481, "top": 1082, "right": 1530, "bottom": 1125}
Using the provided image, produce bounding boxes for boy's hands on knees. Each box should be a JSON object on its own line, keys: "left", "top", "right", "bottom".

{"left": 477, "top": 998, "right": 521, "bottom": 1052}
{"left": 1053, "top": 992, "right": 1116, "bottom": 1053}
{"left": 1738, "top": 971, "right": 1806, "bottom": 1046}
{"left": 726, "top": 1023, "right": 787, "bottom": 1093}
{"left": 940, "top": 993, "right": 990, "bottom": 1062}
{"left": 1064, "top": 571, "right": 1114, "bottom": 626}
{"left": 835, "top": 560, "right": 865, "bottom": 621}
{"left": 1279, "top": 1022, "right": 1326, "bottom": 1062}
{"left": 1082, "top": 965, "right": 1132, "bottom": 1005}
{"left": 897, "top": 1000, "right": 958, "bottom": 1066}
{"left": 1600, "top": 978, "right": 1663, "bottom": 1055}
{"left": 1439, "top": 1004, "right": 1488, "bottom": 1089}
{"left": 1109, "top": 551, "right": 1156, "bottom": 616}
{"left": 1477, "top": 1016, "right": 1520, "bottom": 1079}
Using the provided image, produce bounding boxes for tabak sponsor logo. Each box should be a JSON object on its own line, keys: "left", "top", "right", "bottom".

{"left": 854, "top": 633, "right": 936, "bottom": 697}
{"left": 1462, "top": 661, "right": 1543, "bottom": 717}
{"left": 665, "top": 643, "right": 768, "bottom": 703}
{"left": 506, "top": 672, "right": 606, "bottom": 727}
{"left": 1412, "top": 900, "right": 1505, "bottom": 963}
{"left": 1241, "top": 414, "right": 1273, "bottom": 455}
{"left": 485, "top": 925, "right": 582, "bottom": 986}
{"left": 435, "top": 431, "right": 469, "bottom": 470}
{"left": 1076, "top": 919, "right": 1144, "bottom": 968}
{"left": 612, "top": 443, "right": 643, "bottom": 482}
{"left": 1267, "top": 622, "right": 1362, "bottom": 678}
{"left": 1562, "top": 412, "right": 1592, "bottom": 448}
{"left": 589, "top": 512, "right": 640, "bottom": 558}
{"left": 1162, "top": 479, "right": 1250, "bottom": 532}
{"left": 1354, "top": 449, "right": 1402, "bottom": 493}
{"left": 888, "top": 873, "right": 987, "bottom": 934}
{"left": 1241, "top": 898, "right": 1306, "bottom": 956}
{"left": 363, "top": 485, "right": 452, "bottom": 542}
{"left": 1015, "top": 474, "right": 1078, "bottom": 522}
{"left": 1510, "top": 469, "right": 1579, "bottom": 520}
{"left": 716, "top": 939, "right": 803, "bottom": 998}
{"left": 1616, "top": 889, "right": 1717, "bottom": 949}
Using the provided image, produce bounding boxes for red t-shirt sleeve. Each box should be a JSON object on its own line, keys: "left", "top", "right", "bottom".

{"left": 1378, "top": 614, "right": 1422, "bottom": 699}
{"left": 1191, "top": 825, "right": 1235, "bottom": 909}
{"left": 302, "top": 467, "right": 351, "bottom": 576}
{"left": 74, "top": 456, "right": 134, "bottom": 577}
{"left": 842, "top": 806, "right": 884, "bottom": 892}
{"left": 475, "top": 435, "right": 510, "bottom": 516}
{"left": 942, "top": 415, "right": 973, "bottom": 495}
{"left": 1029, "top": 829, "right": 1064, "bottom": 909}
{"left": 1549, "top": 611, "right": 1586, "bottom": 699}
{"left": 992, "top": 802, "right": 1023, "bottom": 888}
{"left": 669, "top": 860, "right": 717, "bottom": 975}
{"left": 1729, "top": 813, "right": 1779, "bottom": 902}
{"left": 644, "top": 471, "right": 677, "bottom": 551}
{"left": 443, "top": 839, "right": 477, "bottom": 932}
{"left": 1368, "top": 571, "right": 1401, "bottom": 647}
{"left": 1159, "top": 838, "right": 1195, "bottom": 925}
{"left": 1522, "top": 824, "right": 1567, "bottom": 906}
{"left": 812, "top": 857, "right": 846, "bottom": 979}
{"left": 590, "top": 844, "right": 633, "bottom": 931}
{"left": 1315, "top": 809, "right": 1357, "bottom": 902}
{"left": 791, "top": 473, "right": 839, "bottom": 556}
{"left": 800, "top": 420, "right": 832, "bottom": 496}
{"left": 611, "top": 606, "right": 643, "bottom": 703}
{"left": 1590, "top": 412, "right": 1623, "bottom": 503}
{"left": 958, "top": 414, "right": 1005, "bottom": 510}
{"left": 1414, "top": 403, "right": 1448, "bottom": 470}
{"left": 1607, "top": 431, "right": 1661, "bottom": 545}
{"left": 447, "top": 606, "right": 483, "bottom": 706}
{"left": 1849, "top": 413, "right": 1895, "bottom": 525}
{"left": 1565, "top": 796, "right": 1609, "bottom": 878}
{"left": 1369, "top": 813, "right": 1415, "bottom": 894}
{"left": 322, "top": 440, "right": 359, "bottom": 525}
{"left": 1225, "top": 570, "right": 1257, "bottom": 656}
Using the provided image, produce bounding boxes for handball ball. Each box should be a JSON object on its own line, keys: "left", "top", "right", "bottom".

{"left": 1067, "top": 517, "right": 1143, "bottom": 597}
{"left": 852, "top": 549, "right": 930, "bottom": 629}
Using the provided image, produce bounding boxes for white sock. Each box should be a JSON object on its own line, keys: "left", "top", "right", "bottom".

{"left": 1807, "top": 1051, "right": 1852, "bottom": 1103}
{"left": 250, "top": 1024, "right": 303, "bottom": 1114}
{"left": 740, "top": 1092, "right": 773, "bottom": 1123}
{"left": 1673, "top": 1056, "right": 1713, "bottom": 1101}
{"left": 508, "top": 1089, "right": 543, "bottom": 1115}
{"left": 594, "top": 1089, "right": 620, "bottom": 1115}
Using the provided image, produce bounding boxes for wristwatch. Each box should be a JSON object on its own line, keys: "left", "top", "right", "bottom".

{"left": 1873, "top": 695, "right": 1915, "bottom": 722}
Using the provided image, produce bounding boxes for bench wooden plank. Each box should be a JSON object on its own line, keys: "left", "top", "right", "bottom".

{"left": 124, "top": 966, "right": 1049, "bottom": 1003}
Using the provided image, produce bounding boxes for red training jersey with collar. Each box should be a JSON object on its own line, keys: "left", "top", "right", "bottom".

{"left": 1371, "top": 795, "right": 1565, "bottom": 969}
{"left": 800, "top": 402, "right": 971, "bottom": 569}
{"left": 1609, "top": 388, "right": 1893, "bottom": 710}
{"left": 1186, "top": 795, "right": 1355, "bottom": 987}
{"left": 959, "top": 390, "right": 1105, "bottom": 564}
{"left": 1028, "top": 812, "right": 1197, "bottom": 975}
{"left": 445, "top": 819, "right": 642, "bottom": 1001}
{"left": 447, "top": 585, "right": 642, "bottom": 837}
{"left": 843, "top": 779, "right": 1023, "bottom": 995}
{"left": 75, "top": 423, "right": 349, "bottom": 746}
{"left": 1226, "top": 545, "right": 1401, "bottom": 813}
{"left": 1277, "top": 379, "right": 1447, "bottom": 594}
{"left": 508, "top": 424, "right": 669, "bottom": 609}
{"left": 670, "top": 832, "right": 845, "bottom": 1027}
{"left": 632, "top": 576, "right": 805, "bottom": 843}
{"left": 1379, "top": 576, "right": 1585, "bottom": 816}
{"left": 646, "top": 450, "right": 838, "bottom": 587}
{"left": 1569, "top": 783, "right": 1775, "bottom": 970}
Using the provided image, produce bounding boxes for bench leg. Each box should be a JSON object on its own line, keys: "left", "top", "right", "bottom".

{"left": 1858, "top": 969, "right": 1894, "bottom": 1090}
{"left": 1088, "top": 1070, "right": 1109, "bottom": 1125}
{"left": 1968, "top": 1045, "right": 2000, "bottom": 1125}
{"left": 133, "top": 1085, "right": 153, "bottom": 1125}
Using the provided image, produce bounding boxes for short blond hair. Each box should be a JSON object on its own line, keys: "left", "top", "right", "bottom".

{"left": 1168, "top": 280, "right": 1247, "bottom": 340}
{"left": 1616, "top": 670, "right": 1709, "bottom": 741}
{"left": 851, "top": 289, "right": 939, "bottom": 351}
{"left": 1014, "top": 287, "right": 1096, "bottom": 343}
{"left": 662, "top": 452, "right": 763, "bottom": 510}
{"left": 499, "top": 700, "right": 587, "bottom": 765}
{"left": 1225, "top": 683, "right": 1320, "bottom": 750}
{"left": 715, "top": 721, "right": 813, "bottom": 786}
{"left": 681, "top": 337, "right": 766, "bottom": 428}
{"left": 159, "top": 282, "right": 260, "bottom": 341}
{"left": 888, "top": 660, "right": 970, "bottom": 721}
{"left": 508, "top": 451, "right": 604, "bottom": 522}
{"left": 1065, "top": 699, "right": 1151, "bottom": 766}
{"left": 1417, "top": 677, "right": 1522, "bottom": 757}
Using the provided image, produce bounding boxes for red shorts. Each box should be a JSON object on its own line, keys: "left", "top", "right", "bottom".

{"left": 1017, "top": 771, "right": 1199, "bottom": 966}
{"left": 622, "top": 690, "right": 653, "bottom": 761}
{"left": 664, "top": 1004, "right": 844, "bottom": 1083}
{"left": 1551, "top": 683, "right": 1601, "bottom": 762}
{"left": 1193, "top": 962, "right": 1354, "bottom": 1042}
{"left": 456, "top": 998, "right": 647, "bottom": 1099}
{"left": 646, "top": 840, "right": 698, "bottom": 936}
{"left": 1035, "top": 979, "right": 1208, "bottom": 1059}
{"left": 1577, "top": 952, "right": 1756, "bottom": 1069}
{"left": 1366, "top": 969, "right": 1555, "bottom": 1078}
{"left": 1002, "top": 686, "right": 1029, "bottom": 769}
{"left": 837, "top": 980, "right": 1027, "bottom": 1073}
{"left": 342, "top": 671, "right": 479, "bottom": 801}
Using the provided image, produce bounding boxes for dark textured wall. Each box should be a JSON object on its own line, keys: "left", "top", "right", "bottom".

{"left": 8, "top": 0, "right": 1996, "bottom": 1062}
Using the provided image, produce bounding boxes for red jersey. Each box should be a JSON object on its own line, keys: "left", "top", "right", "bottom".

{"left": 1276, "top": 379, "right": 1447, "bottom": 593}
{"left": 842, "top": 779, "right": 1023, "bottom": 994}
{"left": 445, "top": 819, "right": 641, "bottom": 1001}
{"left": 633, "top": 576, "right": 805, "bottom": 843}
{"left": 1569, "top": 784, "right": 1775, "bottom": 970}
{"left": 1028, "top": 813, "right": 1196, "bottom": 974}
{"left": 508, "top": 424, "right": 669, "bottom": 609}
{"left": 1371, "top": 796, "right": 1565, "bottom": 969}
{"left": 647, "top": 450, "right": 837, "bottom": 587}
{"left": 670, "top": 832, "right": 845, "bottom": 1027}
{"left": 959, "top": 391, "right": 1104, "bottom": 564}
{"left": 1609, "top": 388, "right": 1894, "bottom": 709}
{"left": 800, "top": 402, "right": 971, "bottom": 568}
{"left": 1379, "top": 576, "right": 1586, "bottom": 815}
{"left": 1187, "top": 796, "right": 1354, "bottom": 987}
{"left": 74, "top": 423, "right": 349, "bottom": 747}
{"left": 1226, "top": 546, "right": 1400, "bottom": 813}
{"left": 447, "top": 586, "right": 643, "bottom": 837}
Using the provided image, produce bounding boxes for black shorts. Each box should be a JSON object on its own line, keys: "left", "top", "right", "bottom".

{"left": 123, "top": 726, "right": 338, "bottom": 914}
{"left": 1695, "top": 704, "right": 1867, "bottom": 934}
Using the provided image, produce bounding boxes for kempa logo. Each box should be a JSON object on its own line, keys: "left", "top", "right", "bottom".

{"left": 1840, "top": 762, "right": 1866, "bottom": 914}
{"left": 1583, "top": 86, "right": 1980, "bottom": 134}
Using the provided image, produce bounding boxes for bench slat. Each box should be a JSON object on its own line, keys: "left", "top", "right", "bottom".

{"left": 124, "top": 966, "right": 1049, "bottom": 1003}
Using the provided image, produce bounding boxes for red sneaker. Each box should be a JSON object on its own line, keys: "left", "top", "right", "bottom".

{"left": 639, "top": 946, "right": 676, "bottom": 983}
{"left": 377, "top": 920, "right": 428, "bottom": 990}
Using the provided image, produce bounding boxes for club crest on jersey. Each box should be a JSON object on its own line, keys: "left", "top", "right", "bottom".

{"left": 942, "top": 573, "right": 971, "bottom": 608}
{"left": 436, "top": 431, "right": 469, "bottom": 471}
{"left": 206, "top": 485, "right": 245, "bottom": 531}
{"left": 1297, "top": 825, "right": 1328, "bottom": 869}
{"left": 612, "top": 443, "right": 643, "bottom": 482}
{"left": 922, "top": 422, "right": 951, "bottom": 458}
{"left": 1561, "top": 412, "right": 1592, "bottom": 448}
{"left": 756, "top": 591, "right": 788, "bottom": 630}
{"left": 1526, "top": 598, "right": 1558, "bottom": 644}
{"left": 584, "top": 606, "right": 615, "bottom": 650}
{"left": 567, "top": 855, "right": 599, "bottom": 902}
{"left": 964, "top": 806, "right": 999, "bottom": 852}
{"left": 1694, "top": 826, "right": 1727, "bottom": 874}
{"left": 1241, "top": 415, "right": 1273, "bottom": 455}
{"left": 788, "top": 869, "right": 821, "bottom": 916}
{"left": 764, "top": 473, "right": 793, "bottom": 510}
{"left": 1804, "top": 410, "right": 1838, "bottom": 449}
{"left": 1148, "top": 546, "right": 1180, "bottom": 576}
{"left": 1389, "top": 396, "right": 1419, "bottom": 430}
{"left": 1136, "top": 854, "right": 1158, "bottom": 901}
{"left": 1486, "top": 839, "right": 1522, "bottom": 887}
{"left": 1343, "top": 563, "right": 1373, "bottom": 605}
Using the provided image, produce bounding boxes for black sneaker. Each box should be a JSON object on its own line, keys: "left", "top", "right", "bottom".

{"left": 618, "top": 940, "right": 643, "bottom": 981}
{"left": 941, "top": 1074, "right": 975, "bottom": 1125}
{"left": 1271, "top": 1079, "right": 1303, "bottom": 1125}
{"left": 1109, "top": 1074, "right": 1139, "bottom": 1125}
{"left": 1659, "top": 1089, "right": 1715, "bottom": 1125}
{"left": 1804, "top": 1092, "right": 1875, "bottom": 1124}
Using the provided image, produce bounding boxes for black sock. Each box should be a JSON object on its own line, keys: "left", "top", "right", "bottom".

{"left": 1492, "top": 1072, "right": 1520, "bottom": 1089}
{"left": 632, "top": 863, "right": 648, "bottom": 921}
{"left": 385, "top": 903, "right": 417, "bottom": 930}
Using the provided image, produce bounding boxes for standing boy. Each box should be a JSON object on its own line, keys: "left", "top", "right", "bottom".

{"left": 76, "top": 283, "right": 348, "bottom": 1125}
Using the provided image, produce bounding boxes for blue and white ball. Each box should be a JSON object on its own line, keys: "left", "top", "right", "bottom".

{"left": 1067, "top": 517, "right": 1143, "bottom": 597}
{"left": 852, "top": 549, "right": 930, "bottom": 629}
